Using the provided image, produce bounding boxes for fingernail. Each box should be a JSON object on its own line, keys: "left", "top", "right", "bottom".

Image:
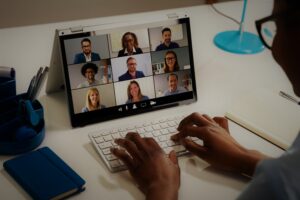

{"left": 171, "top": 134, "right": 178, "bottom": 140}
{"left": 110, "top": 147, "right": 115, "bottom": 153}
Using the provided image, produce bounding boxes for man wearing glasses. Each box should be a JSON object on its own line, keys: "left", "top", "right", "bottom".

{"left": 73, "top": 38, "right": 101, "bottom": 64}
{"left": 111, "top": 0, "right": 300, "bottom": 199}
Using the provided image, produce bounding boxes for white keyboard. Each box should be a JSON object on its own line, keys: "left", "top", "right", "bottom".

{"left": 89, "top": 115, "right": 202, "bottom": 172}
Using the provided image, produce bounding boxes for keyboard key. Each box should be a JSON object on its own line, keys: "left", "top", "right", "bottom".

{"left": 98, "top": 142, "right": 112, "bottom": 149}
{"left": 102, "top": 148, "right": 111, "bottom": 155}
{"left": 109, "top": 160, "right": 121, "bottom": 168}
{"left": 95, "top": 137, "right": 104, "bottom": 144}
{"left": 103, "top": 135, "right": 113, "bottom": 141}
{"left": 106, "top": 154, "right": 117, "bottom": 161}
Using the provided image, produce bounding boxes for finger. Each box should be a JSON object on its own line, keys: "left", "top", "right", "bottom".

{"left": 202, "top": 114, "right": 213, "bottom": 122}
{"left": 177, "top": 126, "right": 210, "bottom": 141}
{"left": 168, "top": 150, "right": 178, "bottom": 165}
{"left": 213, "top": 117, "right": 229, "bottom": 132}
{"left": 111, "top": 147, "right": 136, "bottom": 171}
{"left": 182, "top": 138, "right": 208, "bottom": 160}
{"left": 178, "top": 113, "right": 211, "bottom": 131}
{"left": 125, "top": 132, "right": 149, "bottom": 153}
{"left": 115, "top": 138, "right": 143, "bottom": 162}
{"left": 144, "top": 137, "right": 161, "bottom": 150}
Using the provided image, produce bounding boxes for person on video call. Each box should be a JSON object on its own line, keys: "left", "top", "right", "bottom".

{"left": 118, "top": 32, "right": 143, "bottom": 57}
{"left": 163, "top": 73, "right": 187, "bottom": 96}
{"left": 126, "top": 80, "right": 149, "bottom": 104}
{"left": 82, "top": 87, "right": 106, "bottom": 112}
{"left": 164, "top": 50, "right": 180, "bottom": 73}
{"left": 155, "top": 27, "right": 180, "bottom": 51}
{"left": 77, "top": 63, "right": 105, "bottom": 88}
{"left": 118, "top": 57, "right": 145, "bottom": 81}
{"left": 73, "top": 38, "right": 101, "bottom": 64}
{"left": 111, "top": 0, "right": 300, "bottom": 199}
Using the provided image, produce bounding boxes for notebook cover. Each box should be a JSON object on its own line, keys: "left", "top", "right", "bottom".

{"left": 226, "top": 89, "right": 300, "bottom": 150}
{"left": 3, "top": 146, "right": 85, "bottom": 200}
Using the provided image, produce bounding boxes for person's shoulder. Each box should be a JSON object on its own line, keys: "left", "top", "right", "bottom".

{"left": 137, "top": 70, "right": 145, "bottom": 76}
{"left": 155, "top": 44, "right": 164, "bottom": 51}
{"left": 119, "top": 72, "right": 128, "bottom": 81}
{"left": 142, "top": 95, "right": 149, "bottom": 100}
{"left": 118, "top": 49, "right": 125, "bottom": 57}
{"left": 136, "top": 48, "right": 143, "bottom": 54}
{"left": 82, "top": 107, "right": 88, "bottom": 112}
{"left": 171, "top": 42, "right": 179, "bottom": 48}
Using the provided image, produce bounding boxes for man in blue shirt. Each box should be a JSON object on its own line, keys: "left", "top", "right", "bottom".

{"left": 163, "top": 73, "right": 187, "bottom": 96}
{"left": 118, "top": 57, "right": 145, "bottom": 81}
{"left": 155, "top": 27, "right": 180, "bottom": 51}
{"left": 73, "top": 38, "right": 101, "bottom": 64}
{"left": 111, "top": 0, "right": 300, "bottom": 199}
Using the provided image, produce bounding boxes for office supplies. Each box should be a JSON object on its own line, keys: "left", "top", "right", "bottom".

{"left": 0, "top": 66, "right": 16, "bottom": 100}
{"left": 31, "top": 66, "right": 49, "bottom": 100}
{"left": 213, "top": 0, "right": 264, "bottom": 54}
{"left": 57, "top": 15, "right": 197, "bottom": 127}
{"left": 0, "top": 66, "right": 15, "bottom": 78}
{"left": 89, "top": 114, "right": 202, "bottom": 172}
{"left": 279, "top": 91, "right": 300, "bottom": 105}
{"left": 3, "top": 146, "right": 86, "bottom": 200}
{"left": 226, "top": 89, "right": 300, "bottom": 150}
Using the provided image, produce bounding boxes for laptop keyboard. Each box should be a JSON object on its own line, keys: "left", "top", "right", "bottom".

{"left": 89, "top": 115, "right": 202, "bottom": 172}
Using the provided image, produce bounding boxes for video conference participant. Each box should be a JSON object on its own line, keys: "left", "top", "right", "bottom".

{"left": 118, "top": 32, "right": 143, "bottom": 57}
{"left": 77, "top": 63, "right": 104, "bottom": 88}
{"left": 82, "top": 87, "right": 106, "bottom": 112}
{"left": 73, "top": 38, "right": 101, "bottom": 64}
{"left": 163, "top": 73, "right": 187, "bottom": 96}
{"left": 155, "top": 27, "right": 180, "bottom": 51}
{"left": 111, "top": 1, "right": 300, "bottom": 199}
{"left": 119, "top": 57, "right": 145, "bottom": 81}
{"left": 163, "top": 50, "right": 180, "bottom": 73}
{"left": 126, "top": 80, "right": 149, "bottom": 104}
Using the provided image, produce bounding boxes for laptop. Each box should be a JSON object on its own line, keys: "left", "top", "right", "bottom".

{"left": 56, "top": 14, "right": 197, "bottom": 127}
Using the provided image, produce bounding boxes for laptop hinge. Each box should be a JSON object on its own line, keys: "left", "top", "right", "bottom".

{"left": 70, "top": 26, "right": 84, "bottom": 33}
{"left": 167, "top": 13, "right": 179, "bottom": 19}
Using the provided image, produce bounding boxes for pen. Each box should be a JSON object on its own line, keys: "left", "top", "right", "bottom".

{"left": 31, "top": 67, "right": 49, "bottom": 100}
{"left": 279, "top": 91, "right": 300, "bottom": 105}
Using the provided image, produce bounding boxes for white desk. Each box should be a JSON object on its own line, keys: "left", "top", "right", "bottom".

{"left": 0, "top": 0, "right": 290, "bottom": 199}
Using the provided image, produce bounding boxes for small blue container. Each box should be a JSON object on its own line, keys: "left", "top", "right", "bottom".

{"left": 0, "top": 93, "right": 45, "bottom": 155}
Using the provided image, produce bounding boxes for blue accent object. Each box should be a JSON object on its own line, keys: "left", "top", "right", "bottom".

{"left": 213, "top": 0, "right": 264, "bottom": 54}
{"left": 0, "top": 93, "right": 45, "bottom": 155}
{"left": 214, "top": 30, "right": 264, "bottom": 54}
{"left": 3, "top": 147, "right": 86, "bottom": 200}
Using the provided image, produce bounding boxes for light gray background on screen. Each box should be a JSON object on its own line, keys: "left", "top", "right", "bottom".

{"left": 114, "top": 76, "right": 155, "bottom": 105}
{"left": 111, "top": 53, "right": 153, "bottom": 82}
{"left": 71, "top": 83, "right": 116, "bottom": 114}
{"left": 154, "top": 69, "right": 192, "bottom": 97}
{"left": 64, "top": 34, "right": 110, "bottom": 65}
{"left": 149, "top": 23, "right": 188, "bottom": 51}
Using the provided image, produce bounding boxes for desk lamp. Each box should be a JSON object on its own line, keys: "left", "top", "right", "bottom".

{"left": 213, "top": 0, "right": 264, "bottom": 54}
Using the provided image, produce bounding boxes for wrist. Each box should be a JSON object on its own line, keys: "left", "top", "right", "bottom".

{"left": 239, "top": 149, "right": 267, "bottom": 177}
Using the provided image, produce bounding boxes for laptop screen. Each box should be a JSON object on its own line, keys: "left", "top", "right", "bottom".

{"left": 58, "top": 17, "right": 197, "bottom": 127}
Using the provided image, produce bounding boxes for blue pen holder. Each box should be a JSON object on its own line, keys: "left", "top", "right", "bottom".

{"left": 0, "top": 90, "right": 45, "bottom": 154}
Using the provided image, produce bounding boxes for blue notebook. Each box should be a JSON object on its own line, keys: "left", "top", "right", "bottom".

{"left": 3, "top": 147, "right": 86, "bottom": 200}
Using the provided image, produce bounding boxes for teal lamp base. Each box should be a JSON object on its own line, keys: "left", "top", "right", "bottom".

{"left": 214, "top": 30, "right": 264, "bottom": 54}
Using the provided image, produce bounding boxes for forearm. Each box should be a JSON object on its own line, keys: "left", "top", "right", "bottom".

{"left": 239, "top": 149, "right": 268, "bottom": 177}
{"left": 146, "top": 184, "right": 178, "bottom": 200}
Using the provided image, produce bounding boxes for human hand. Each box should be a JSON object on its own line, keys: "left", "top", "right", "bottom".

{"left": 172, "top": 113, "right": 266, "bottom": 176}
{"left": 111, "top": 132, "right": 180, "bottom": 200}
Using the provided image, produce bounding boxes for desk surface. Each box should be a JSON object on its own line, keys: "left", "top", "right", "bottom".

{"left": 0, "top": 0, "right": 291, "bottom": 199}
